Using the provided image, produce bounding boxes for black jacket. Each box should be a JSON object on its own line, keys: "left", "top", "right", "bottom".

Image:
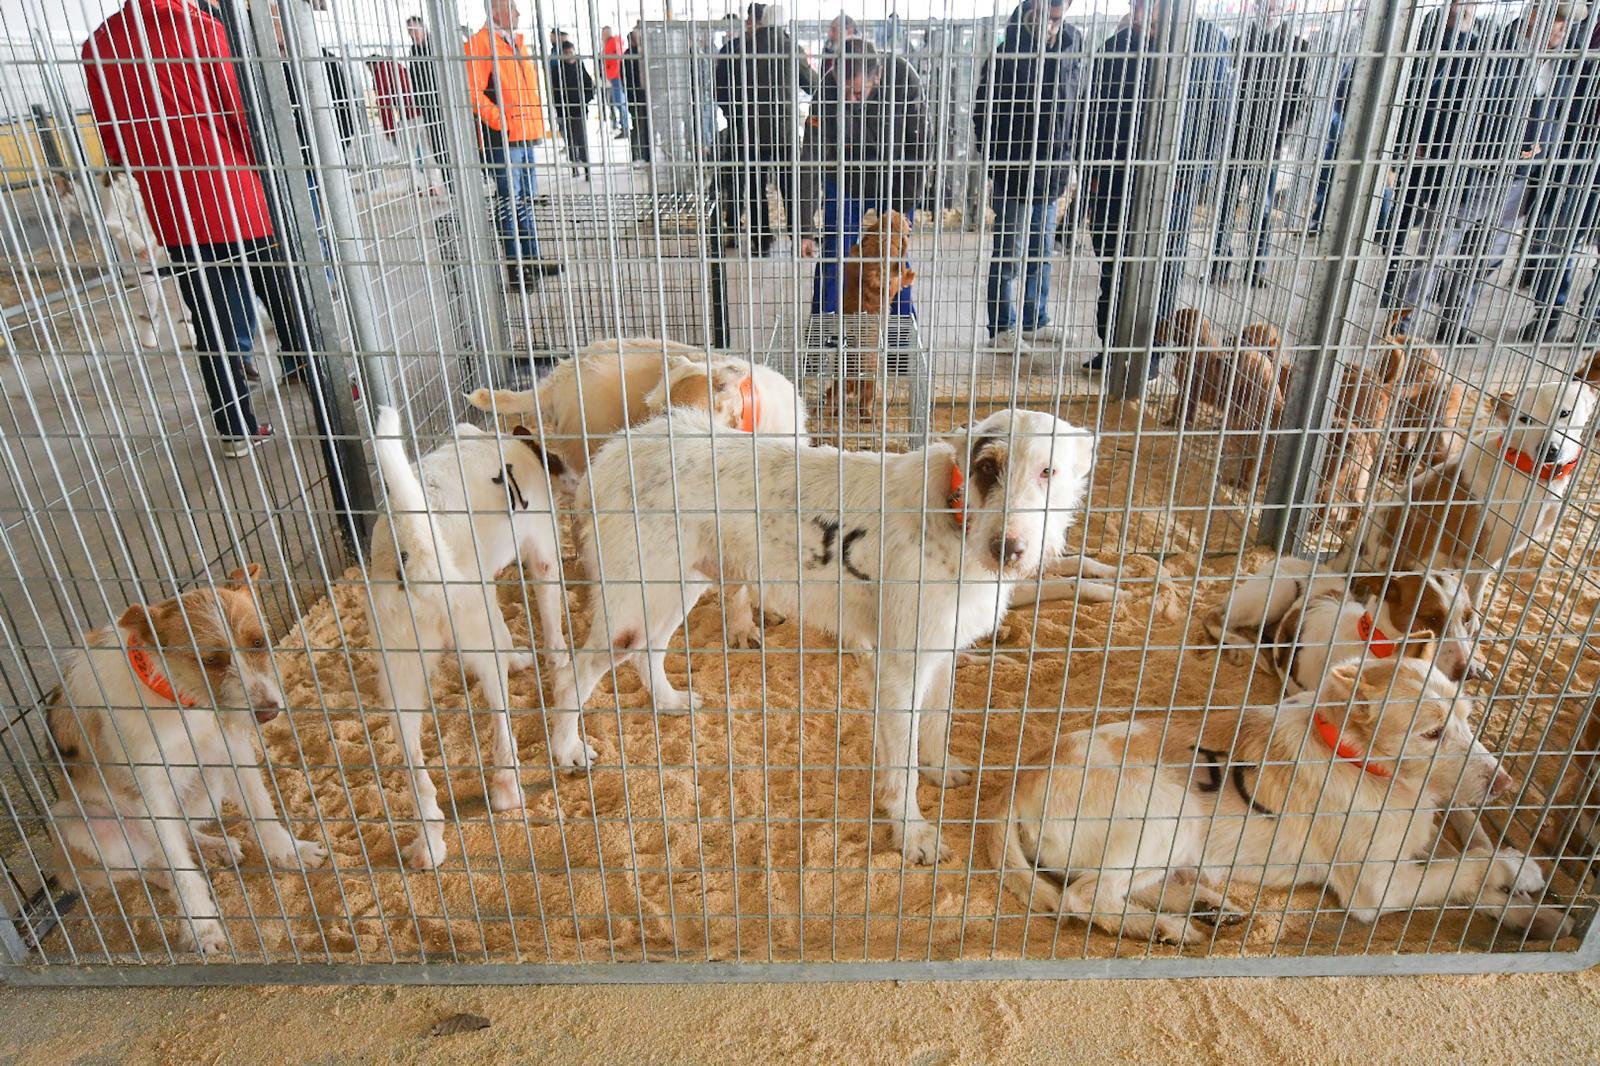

{"left": 551, "top": 57, "right": 595, "bottom": 117}
{"left": 714, "top": 25, "right": 819, "bottom": 156}
{"left": 973, "top": 4, "right": 1084, "bottom": 199}
{"left": 621, "top": 43, "right": 646, "bottom": 104}
{"left": 798, "top": 54, "right": 931, "bottom": 232}
{"left": 408, "top": 39, "right": 440, "bottom": 112}
{"left": 1085, "top": 20, "right": 1234, "bottom": 169}
{"left": 1416, "top": 21, "right": 1547, "bottom": 166}
{"left": 1228, "top": 20, "right": 1309, "bottom": 159}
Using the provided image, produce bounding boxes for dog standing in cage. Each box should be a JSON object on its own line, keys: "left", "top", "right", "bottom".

{"left": 368, "top": 407, "right": 570, "bottom": 869}
{"left": 553, "top": 406, "right": 1095, "bottom": 863}
{"left": 992, "top": 659, "right": 1569, "bottom": 943}
{"left": 47, "top": 565, "right": 327, "bottom": 957}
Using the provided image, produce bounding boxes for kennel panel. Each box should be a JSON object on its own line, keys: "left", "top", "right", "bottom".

{"left": 3, "top": 0, "right": 1600, "bottom": 984}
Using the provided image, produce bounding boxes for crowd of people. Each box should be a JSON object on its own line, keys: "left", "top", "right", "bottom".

{"left": 71, "top": 0, "right": 1600, "bottom": 458}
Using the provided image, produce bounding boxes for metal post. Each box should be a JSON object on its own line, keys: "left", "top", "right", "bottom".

{"left": 1107, "top": 0, "right": 1194, "bottom": 401}
{"left": 426, "top": 0, "right": 511, "bottom": 386}
{"left": 229, "top": 0, "right": 375, "bottom": 553}
{"left": 270, "top": 0, "right": 396, "bottom": 411}
{"left": 1257, "top": 0, "right": 1408, "bottom": 549}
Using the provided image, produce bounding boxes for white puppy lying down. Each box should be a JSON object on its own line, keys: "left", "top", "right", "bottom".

{"left": 991, "top": 659, "right": 1568, "bottom": 944}
{"left": 555, "top": 406, "right": 1096, "bottom": 863}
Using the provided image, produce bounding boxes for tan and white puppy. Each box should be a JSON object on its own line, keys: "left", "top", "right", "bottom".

{"left": 48, "top": 566, "right": 325, "bottom": 956}
{"left": 368, "top": 407, "right": 568, "bottom": 869}
{"left": 1206, "top": 558, "right": 1484, "bottom": 691}
{"left": 465, "top": 338, "right": 809, "bottom": 479}
{"left": 1339, "top": 379, "right": 1597, "bottom": 603}
{"left": 555, "top": 407, "right": 1096, "bottom": 863}
{"left": 991, "top": 659, "right": 1567, "bottom": 943}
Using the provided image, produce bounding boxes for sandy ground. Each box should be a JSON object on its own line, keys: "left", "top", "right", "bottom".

{"left": 6, "top": 970, "right": 1600, "bottom": 1064}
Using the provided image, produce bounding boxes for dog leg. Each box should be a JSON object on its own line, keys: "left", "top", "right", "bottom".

{"left": 191, "top": 829, "right": 244, "bottom": 866}
{"left": 456, "top": 593, "right": 529, "bottom": 813}
{"left": 135, "top": 767, "right": 227, "bottom": 955}
{"left": 1062, "top": 870, "right": 1202, "bottom": 945}
{"left": 723, "top": 584, "right": 764, "bottom": 649}
{"left": 639, "top": 583, "right": 709, "bottom": 713}
{"left": 917, "top": 655, "right": 971, "bottom": 788}
{"left": 393, "top": 706, "right": 448, "bottom": 871}
{"left": 213, "top": 725, "right": 329, "bottom": 869}
{"left": 874, "top": 653, "right": 947, "bottom": 864}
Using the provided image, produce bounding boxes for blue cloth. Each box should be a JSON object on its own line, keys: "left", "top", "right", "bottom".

{"left": 809, "top": 181, "right": 916, "bottom": 317}
{"left": 608, "top": 77, "right": 631, "bottom": 133}
{"left": 986, "top": 194, "right": 1059, "bottom": 335}
{"left": 484, "top": 142, "right": 543, "bottom": 260}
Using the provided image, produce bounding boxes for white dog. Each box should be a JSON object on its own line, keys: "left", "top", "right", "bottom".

{"left": 368, "top": 407, "right": 569, "bottom": 869}
{"left": 48, "top": 566, "right": 326, "bottom": 956}
{"left": 555, "top": 406, "right": 1096, "bottom": 863}
{"left": 991, "top": 659, "right": 1568, "bottom": 943}
{"left": 1206, "top": 559, "right": 1484, "bottom": 692}
{"left": 1339, "top": 379, "right": 1596, "bottom": 603}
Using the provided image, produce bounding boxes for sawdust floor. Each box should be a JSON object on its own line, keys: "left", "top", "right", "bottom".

{"left": 7, "top": 972, "right": 1600, "bottom": 1065}
{"left": 45, "top": 397, "right": 1600, "bottom": 965}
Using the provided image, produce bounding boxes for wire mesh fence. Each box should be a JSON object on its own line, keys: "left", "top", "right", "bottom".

{"left": 1, "top": 0, "right": 1599, "bottom": 982}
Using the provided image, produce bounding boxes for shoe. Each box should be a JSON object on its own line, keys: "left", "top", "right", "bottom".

{"left": 1210, "top": 261, "right": 1233, "bottom": 285}
{"left": 1580, "top": 319, "right": 1600, "bottom": 345}
{"left": 281, "top": 363, "right": 311, "bottom": 386}
{"left": 1518, "top": 314, "right": 1561, "bottom": 344}
{"left": 987, "top": 330, "right": 1032, "bottom": 354}
{"left": 1081, "top": 355, "right": 1105, "bottom": 373}
{"left": 1434, "top": 320, "right": 1484, "bottom": 346}
{"left": 1249, "top": 272, "right": 1268, "bottom": 290}
{"left": 615, "top": 131, "right": 630, "bottom": 140}
{"left": 223, "top": 422, "right": 273, "bottom": 459}
{"left": 242, "top": 362, "right": 261, "bottom": 383}
{"left": 1022, "top": 324, "right": 1065, "bottom": 345}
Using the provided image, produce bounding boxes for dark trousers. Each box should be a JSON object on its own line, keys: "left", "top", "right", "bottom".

{"left": 168, "top": 238, "right": 311, "bottom": 437}
{"left": 721, "top": 151, "right": 797, "bottom": 251}
{"left": 558, "top": 112, "right": 590, "bottom": 172}
{"left": 1085, "top": 167, "right": 1205, "bottom": 342}
{"left": 627, "top": 101, "right": 652, "bottom": 161}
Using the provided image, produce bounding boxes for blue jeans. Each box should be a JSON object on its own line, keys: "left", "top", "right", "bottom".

{"left": 986, "top": 195, "right": 1059, "bottom": 336}
{"left": 809, "top": 182, "right": 916, "bottom": 317}
{"left": 1310, "top": 110, "right": 1344, "bottom": 232}
{"left": 1212, "top": 160, "right": 1277, "bottom": 272}
{"left": 608, "top": 78, "right": 630, "bottom": 134}
{"left": 485, "top": 142, "right": 542, "bottom": 261}
{"left": 168, "top": 238, "right": 313, "bottom": 437}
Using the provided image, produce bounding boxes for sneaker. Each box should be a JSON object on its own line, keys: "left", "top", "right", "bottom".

{"left": 223, "top": 423, "right": 273, "bottom": 459}
{"left": 1081, "top": 354, "right": 1105, "bottom": 373}
{"left": 1518, "top": 313, "right": 1561, "bottom": 344}
{"left": 1022, "top": 324, "right": 1065, "bottom": 345}
{"left": 987, "top": 330, "right": 1032, "bottom": 354}
{"left": 1434, "top": 320, "right": 1484, "bottom": 346}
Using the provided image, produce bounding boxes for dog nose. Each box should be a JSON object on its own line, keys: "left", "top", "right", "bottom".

{"left": 1491, "top": 768, "right": 1514, "bottom": 800}
{"left": 1544, "top": 444, "right": 1563, "bottom": 464}
{"left": 990, "top": 535, "right": 1025, "bottom": 567}
{"left": 1447, "top": 659, "right": 1467, "bottom": 683}
{"left": 254, "top": 706, "right": 281, "bottom": 724}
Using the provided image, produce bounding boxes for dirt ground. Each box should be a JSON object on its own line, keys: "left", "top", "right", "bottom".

{"left": 6, "top": 969, "right": 1600, "bottom": 1064}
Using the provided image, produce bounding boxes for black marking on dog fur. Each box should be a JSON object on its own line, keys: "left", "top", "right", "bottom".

{"left": 1192, "top": 745, "right": 1225, "bottom": 794}
{"left": 839, "top": 527, "right": 872, "bottom": 581}
{"left": 511, "top": 425, "right": 567, "bottom": 477}
{"left": 808, "top": 517, "right": 840, "bottom": 569}
{"left": 1230, "top": 763, "right": 1278, "bottom": 818}
{"left": 969, "top": 435, "right": 1003, "bottom": 497}
{"left": 492, "top": 465, "right": 529, "bottom": 511}
{"left": 397, "top": 549, "right": 410, "bottom": 589}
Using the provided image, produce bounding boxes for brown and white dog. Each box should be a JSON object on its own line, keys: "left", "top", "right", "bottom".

{"left": 835, "top": 209, "right": 916, "bottom": 417}
{"left": 990, "top": 659, "right": 1567, "bottom": 943}
{"left": 1206, "top": 557, "right": 1483, "bottom": 692}
{"left": 48, "top": 566, "right": 325, "bottom": 956}
{"left": 1337, "top": 378, "right": 1597, "bottom": 604}
{"left": 466, "top": 338, "right": 809, "bottom": 481}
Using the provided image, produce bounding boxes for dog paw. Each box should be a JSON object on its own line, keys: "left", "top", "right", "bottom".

{"left": 551, "top": 734, "right": 597, "bottom": 770}
{"left": 726, "top": 616, "right": 763, "bottom": 649}
{"left": 1490, "top": 848, "right": 1547, "bottom": 897}
{"left": 292, "top": 838, "right": 329, "bottom": 869}
{"left": 188, "top": 918, "right": 229, "bottom": 957}
{"left": 405, "top": 830, "right": 447, "bottom": 871}
{"left": 895, "top": 821, "right": 951, "bottom": 865}
{"left": 489, "top": 775, "right": 527, "bottom": 812}
{"left": 652, "top": 687, "right": 701, "bottom": 715}
{"left": 505, "top": 650, "right": 536, "bottom": 673}
{"left": 196, "top": 832, "right": 244, "bottom": 866}
{"left": 921, "top": 760, "right": 973, "bottom": 788}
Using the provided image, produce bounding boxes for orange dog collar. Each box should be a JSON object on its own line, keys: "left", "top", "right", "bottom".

{"left": 1355, "top": 612, "right": 1395, "bottom": 659}
{"left": 947, "top": 461, "right": 968, "bottom": 529}
{"left": 739, "top": 375, "right": 761, "bottom": 433}
{"left": 1312, "top": 711, "right": 1390, "bottom": 778}
{"left": 1498, "top": 436, "right": 1579, "bottom": 481}
{"left": 128, "top": 646, "right": 197, "bottom": 708}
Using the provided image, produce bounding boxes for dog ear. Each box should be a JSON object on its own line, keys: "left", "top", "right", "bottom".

{"left": 118, "top": 603, "right": 159, "bottom": 647}
{"left": 1492, "top": 390, "right": 1520, "bottom": 423}
{"left": 511, "top": 425, "right": 568, "bottom": 477}
{"left": 1576, "top": 351, "right": 1600, "bottom": 390}
{"left": 225, "top": 563, "right": 262, "bottom": 589}
{"left": 1068, "top": 429, "right": 1096, "bottom": 481}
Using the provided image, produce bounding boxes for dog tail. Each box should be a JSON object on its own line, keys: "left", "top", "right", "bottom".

{"left": 374, "top": 406, "right": 453, "bottom": 582}
{"left": 464, "top": 387, "right": 540, "bottom": 418}
{"left": 989, "top": 803, "right": 1065, "bottom": 915}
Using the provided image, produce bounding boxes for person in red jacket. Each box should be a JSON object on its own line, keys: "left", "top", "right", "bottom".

{"left": 601, "top": 25, "right": 630, "bottom": 138}
{"left": 82, "top": 0, "right": 311, "bottom": 457}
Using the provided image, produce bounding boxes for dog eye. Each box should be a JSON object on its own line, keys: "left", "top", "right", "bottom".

{"left": 1421, "top": 725, "right": 1444, "bottom": 741}
{"left": 1518, "top": 414, "right": 1532, "bottom": 424}
{"left": 1560, "top": 409, "right": 1572, "bottom": 419}
{"left": 252, "top": 637, "right": 267, "bottom": 649}
{"left": 205, "top": 652, "right": 229, "bottom": 668}
{"left": 1039, "top": 467, "right": 1055, "bottom": 480}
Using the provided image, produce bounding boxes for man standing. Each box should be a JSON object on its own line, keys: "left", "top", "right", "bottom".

{"left": 601, "top": 25, "right": 630, "bottom": 138}
{"left": 622, "top": 24, "right": 653, "bottom": 163}
{"left": 819, "top": 12, "right": 857, "bottom": 80}
{"left": 552, "top": 41, "right": 597, "bottom": 181}
{"left": 82, "top": 0, "right": 316, "bottom": 457}
{"left": 1082, "top": 0, "right": 1234, "bottom": 371}
{"left": 1394, "top": 1, "right": 1582, "bottom": 345}
{"left": 406, "top": 15, "right": 449, "bottom": 178}
{"left": 974, "top": 0, "right": 1082, "bottom": 352}
{"left": 715, "top": 2, "right": 819, "bottom": 255}
{"left": 1210, "top": 0, "right": 1307, "bottom": 288}
{"left": 466, "top": 0, "right": 557, "bottom": 284}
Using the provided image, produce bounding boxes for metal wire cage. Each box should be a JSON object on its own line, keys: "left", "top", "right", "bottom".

{"left": 2, "top": 0, "right": 1600, "bottom": 984}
